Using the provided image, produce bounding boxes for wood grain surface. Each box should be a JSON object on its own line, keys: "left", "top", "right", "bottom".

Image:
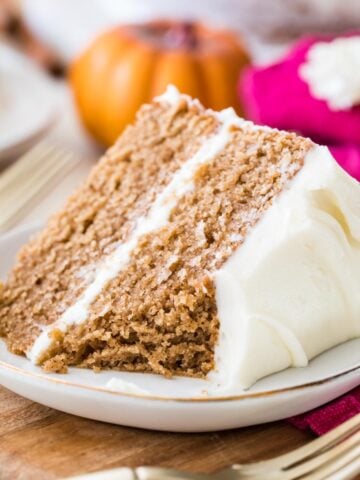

{"left": 0, "top": 385, "right": 314, "bottom": 480}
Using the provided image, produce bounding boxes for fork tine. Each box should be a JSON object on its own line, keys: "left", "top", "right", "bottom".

{"left": 0, "top": 173, "right": 68, "bottom": 231}
{"left": 63, "top": 417, "right": 360, "bottom": 480}
{"left": 136, "top": 467, "right": 212, "bottom": 479}
{"left": 232, "top": 413, "right": 360, "bottom": 476}
{"left": 302, "top": 443, "right": 360, "bottom": 480}
{"left": 278, "top": 430, "right": 360, "bottom": 480}
{"left": 65, "top": 467, "right": 213, "bottom": 480}
{"left": 1, "top": 149, "right": 64, "bottom": 204}
{"left": 1, "top": 152, "right": 74, "bottom": 218}
{"left": 0, "top": 150, "right": 70, "bottom": 208}
{"left": 0, "top": 142, "right": 54, "bottom": 193}
{"left": 222, "top": 431, "right": 360, "bottom": 480}
{"left": 325, "top": 456, "right": 360, "bottom": 480}
{"left": 1, "top": 148, "right": 73, "bottom": 205}
{"left": 0, "top": 145, "right": 60, "bottom": 206}
{"left": 0, "top": 146, "right": 78, "bottom": 232}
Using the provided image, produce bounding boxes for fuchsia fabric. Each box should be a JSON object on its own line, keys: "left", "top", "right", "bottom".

{"left": 329, "top": 145, "right": 360, "bottom": 182}
{"left": 239, "top": 34, "right": 360, "bottom": 435}
{"left": 240, "top": 35, "right": 360, "bottom": 181}
{"left": 288, "top": 386, "right": 360, "bottom": 436}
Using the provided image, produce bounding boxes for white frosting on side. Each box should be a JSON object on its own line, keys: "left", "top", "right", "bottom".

{"left": 212, "top": 146, "right": 360, "bottom": 391}
{"left": 300, "top": 36, "right": 360, "bottom": 111}
{"left": 27, "top": 99, "right": 242, "bottom": 363}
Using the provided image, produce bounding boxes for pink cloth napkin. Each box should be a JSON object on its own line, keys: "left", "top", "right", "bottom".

{"left": 288, "top": 386, "right": 360, "bottom": 436}
{"left": 239, "top": 34, "right": 360, "bottom": 181}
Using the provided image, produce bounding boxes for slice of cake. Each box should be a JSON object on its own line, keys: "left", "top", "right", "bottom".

{"left": 0, "top": 86, "right": 359, "bottom": 391}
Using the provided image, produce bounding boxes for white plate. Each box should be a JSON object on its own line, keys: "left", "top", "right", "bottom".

{"left": 0, "top": 43, "right": 57, "bottom": 163}
{"left": 0, "top": 224, "right": 360, "bottom": 432}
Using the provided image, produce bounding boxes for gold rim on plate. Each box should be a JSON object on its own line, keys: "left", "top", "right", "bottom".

{"left": 0, "top": 356, "right": 359, "bottom": 403}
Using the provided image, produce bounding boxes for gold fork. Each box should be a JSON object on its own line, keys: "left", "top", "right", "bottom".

{"left": 66, "top": 413, "right": 360, "bottom": 479}
{"left": 0, "top": 141, "right": 79, "bottom": 233}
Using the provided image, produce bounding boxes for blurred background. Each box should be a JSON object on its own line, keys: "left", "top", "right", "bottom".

{"left": 13, "top": 0, "right": 360, "bottom": 62}
{"left": 1, "top": 0, "right": 360, "bottom": 234}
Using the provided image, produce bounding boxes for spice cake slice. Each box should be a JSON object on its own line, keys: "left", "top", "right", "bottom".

{"left": 1, "top": 86, "right": 359, "bottom": 391}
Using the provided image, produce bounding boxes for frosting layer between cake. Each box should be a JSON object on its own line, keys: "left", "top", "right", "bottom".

{"left": 27, "top": 103, "right": 242, "bottom": 363}
{"left": 213, "top": 145, "right": 360, "bottom": 391}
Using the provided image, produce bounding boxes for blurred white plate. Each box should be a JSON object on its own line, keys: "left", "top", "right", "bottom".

{"left": 0, "top": 224, "right": 360, "bottom": 432}
{"left": 0, "top": 43, "right": 58, "bottom": 163}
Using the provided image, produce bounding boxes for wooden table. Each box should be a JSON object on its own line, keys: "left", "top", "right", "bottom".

{"left": 0, "top": 384, "right": 313, "bottom": 479}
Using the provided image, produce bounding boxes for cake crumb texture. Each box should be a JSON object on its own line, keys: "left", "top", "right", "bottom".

{"left": 0, "top": 97, "right": 312, "bottom": 378}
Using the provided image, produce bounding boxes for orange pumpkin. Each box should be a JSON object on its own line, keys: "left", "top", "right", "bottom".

{"left": 70, "top": 21, "right": 250, "bottom": 147}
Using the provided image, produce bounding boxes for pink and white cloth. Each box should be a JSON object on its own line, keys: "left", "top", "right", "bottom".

{"left": 240, "top": 34, "right": 360, "bottom": 181}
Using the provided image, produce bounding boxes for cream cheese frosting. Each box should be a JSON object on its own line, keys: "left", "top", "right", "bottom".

{"left": 300, "top": 36, "right": 360, "bottom": 111}
{"left": 212, "top": 145, "right": 360, "bottom": 391}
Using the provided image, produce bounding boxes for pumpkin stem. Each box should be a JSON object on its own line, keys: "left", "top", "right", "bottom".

{"left": 165, "top": 22, "right": 197, "bottom": 49}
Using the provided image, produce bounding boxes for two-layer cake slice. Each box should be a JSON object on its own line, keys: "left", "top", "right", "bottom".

{"left": 1, "top": 86, "right": 359, "bottom": 391}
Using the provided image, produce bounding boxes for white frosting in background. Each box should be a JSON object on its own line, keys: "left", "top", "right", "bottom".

{"left": 300, "top": 36, "right": 360, "bottom": 111}
{"left": 212, "top": 146, "right": 360, "bottom": 391}
{"left": 27, "top": 92, "right": 242, "bottom": 363}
